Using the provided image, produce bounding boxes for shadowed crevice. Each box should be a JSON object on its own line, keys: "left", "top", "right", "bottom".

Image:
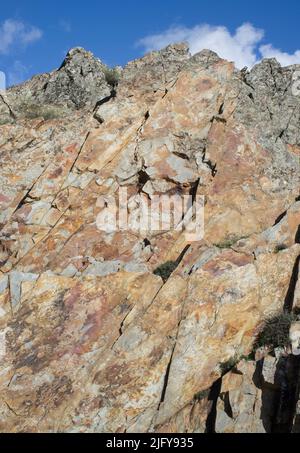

{"left": 284, "top": 255, "right": 300, "bottom": 312}
{"left": 205, "top": 377, "right": 222, "bottom": 433}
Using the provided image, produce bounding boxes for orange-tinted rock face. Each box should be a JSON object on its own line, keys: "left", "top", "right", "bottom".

{"left": 0, "top": 45, "right": 299, "bottom": 432}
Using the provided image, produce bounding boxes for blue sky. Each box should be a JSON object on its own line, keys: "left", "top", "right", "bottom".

{"left": 1, "top": 0, "right": 300, "bottom": 86}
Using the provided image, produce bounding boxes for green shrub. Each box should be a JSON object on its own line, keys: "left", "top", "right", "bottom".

{"left": 274, "top": 243, "right": 288, "bottom": 253}
{"left": 219, "top": 356, "right": 239, "bottom": 375}
{"left": 214, "top": 235, "right": 246, "bottom": 249}
{"left": 153, "top": 261, "right": 178, "bottom": 282}
{"left": 104, "top": 67, "right": 120, "bottom": 87}
{"left": 194, "top": 388, "right": 210, "bottom": 401}
{"left": 215, "top": 239, "right": 236, "bottom": 249}
{"left": 254, "top": 312, "right": 298, "bottom": 351}
{"left": 40, "top": 108, "right": 61, "bottom": 120}
{"left": 20, "top": 103, "right": 63, "bottom": 120}
{"left": 240, "top": 352, "right": 255, "bottom": 362}
{"left": 218, "top": 352, "right": 255, "bottom": 376}
{"left": 0, "top": 116, "right": 12, "bottom": 125}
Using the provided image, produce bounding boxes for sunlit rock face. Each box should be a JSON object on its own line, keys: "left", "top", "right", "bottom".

{"left": 0, "top": 43, "right": 300, "bottom": 433}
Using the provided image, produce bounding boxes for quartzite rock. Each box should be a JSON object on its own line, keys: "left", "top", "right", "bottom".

{"left": 0, "top": 43, "right": 300, "bottom": 432}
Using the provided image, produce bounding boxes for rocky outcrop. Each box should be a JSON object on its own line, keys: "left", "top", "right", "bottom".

{"left": 0, "top": 43, "right": 300, "bottom": 432}
{"left": 210, "top": 352, "right": 300, "bottom": 433}
{"left": 0, "top": 47, "right": 111, "bottom": 123}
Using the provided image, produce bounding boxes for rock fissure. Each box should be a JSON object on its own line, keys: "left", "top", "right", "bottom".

{"left": 0, "top": 93, "right": 16, "bottom": 120}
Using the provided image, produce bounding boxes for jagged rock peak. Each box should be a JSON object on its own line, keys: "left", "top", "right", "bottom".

{"left": 192, "top": 48, "right": 223, "bottom": 63}
{"left": 0, "top": 43, "right": 192, "bottom": 121}
{"left": 37, "top": 46, "right": 111, "bottom": 109}
{"left": 1, "top": 46, "right": 111, "bottom": 115}
{"left": 58, "top": 46, "right": 106, "bottom": 71}
{"left": 157, "top": 41, "right": 190, "bottom": 58}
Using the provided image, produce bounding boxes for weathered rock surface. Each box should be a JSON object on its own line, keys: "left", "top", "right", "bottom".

{"left": 0, "top": 44, "right": 300, "bottom": 432}
{"left": 0, "top": 47, "right": 111, "bottom": 123}
{"left": 213, "top": 353, "right": 300, "bottom": 433}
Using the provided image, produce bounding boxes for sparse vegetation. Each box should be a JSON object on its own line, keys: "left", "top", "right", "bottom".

{"left": 219, "top": 356, "right": 239, "bottom": 375}
{"left": 240, "top": 352, "right": 255, "bottom": 362}
{"left": 214, "top": 235, "right": 247, "bottom": 249}
{"left": 0, "top": 116, "right": 13, "bottom": 125}
{"left": 153, "top": 260, "right": 178, "bottom": 282}
{"left": 194, "top": 388, "right": 210, "bottom": 401}
{"left": 254, "top": 311, "right": 298, "bottom": 351}
{"left": 19, "top": 103, "right": 63, "bottom": 120}
{"left": 218, "top": 352, "right": 254, "bottom": 376}
{"left": 274, "top": 243, "right": 288, "bottom": 253}
{"left": 104, "top": 67, "right": 120, "bottom": 87}
{"left": 215, "top": 239, "right": 237, "bottom": 249}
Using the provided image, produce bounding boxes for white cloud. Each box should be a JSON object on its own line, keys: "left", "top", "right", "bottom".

{"left": 137, "top": 23, "right": 300, "bottom": 69}
{"left": 0, "top": 19, "right": 42, "bottom": 54}
{"left": 259, "top": 44, "right": 300, "bottom": 66}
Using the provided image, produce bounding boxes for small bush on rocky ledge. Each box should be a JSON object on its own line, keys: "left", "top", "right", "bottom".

{"left": 219, "top": 353, "right": 254, "bottom": 376}
{"left": 0, "top": 116, "right": 13, "bottom": 125}
{"left": 219, "top": 356, "right": 239, "bottom": 375}
{"left": 214, "top": 235, "right": 247, "bottom": 249}
{"left": 153, "top": 261, "right": 178, "bottom": 282}
{"left": 254, "top": 311, "right": 298, "bottom": 351}
{"left": 20, "top": 103, "right": 63, "bottom": 120}
{"left": 274, "top": 243, "right": 288, "bottom": 253}
{"left": 194, "top": 388, "right": 210, "bottom": 401}
{"left": 104, "top": 67, "right": 120, "bottom": 87}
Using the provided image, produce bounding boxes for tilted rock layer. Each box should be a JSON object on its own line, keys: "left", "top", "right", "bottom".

{"left": 0, "top": 43, "right": 300, "bottom": 432}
